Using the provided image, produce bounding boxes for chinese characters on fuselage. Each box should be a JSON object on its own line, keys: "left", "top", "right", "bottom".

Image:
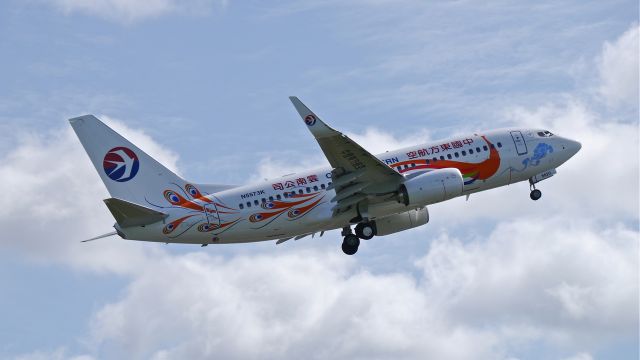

{"left": 384, "top": 138, "right": 475, "bottom": 165}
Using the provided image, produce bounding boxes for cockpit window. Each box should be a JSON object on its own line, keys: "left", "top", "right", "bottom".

{"left": 537, "top": 130, "right": 554, "bottom": 137}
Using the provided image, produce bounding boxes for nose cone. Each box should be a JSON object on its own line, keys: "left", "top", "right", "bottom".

{"left": 564, "top": 138, "right": 582, "bottom": 158}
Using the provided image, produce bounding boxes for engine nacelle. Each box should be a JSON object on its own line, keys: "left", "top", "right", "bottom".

{"left": 374, "top": 207, "right": 429, "bottom": 236}
{"left": 398, "top": 168, "right": 464, "bottom": 207}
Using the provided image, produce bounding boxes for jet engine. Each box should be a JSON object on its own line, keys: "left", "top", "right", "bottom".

{"left": 397, "top": 168, "right": 464, "bottom": 207}
{"left": 374, "top": 207, "right": 429, "bottom": 236}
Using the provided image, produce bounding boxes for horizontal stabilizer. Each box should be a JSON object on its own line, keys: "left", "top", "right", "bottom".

{"left": 104, "top": 198, "right": 168, "bottom": 227}
{"left": 81, "top": 231, "right": 118, "bottom": 242}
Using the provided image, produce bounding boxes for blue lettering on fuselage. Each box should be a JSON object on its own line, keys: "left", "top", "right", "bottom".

{"left": 384, "top": 157, "right": 399, "bottom": 165}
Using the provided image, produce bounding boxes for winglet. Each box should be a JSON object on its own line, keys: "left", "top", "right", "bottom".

{"left": 289, "top": 96, "right": 337, "bottom": 139}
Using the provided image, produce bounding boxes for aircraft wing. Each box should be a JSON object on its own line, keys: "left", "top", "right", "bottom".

{"left": 289, "top": 97, "right": 404, "bottom": 214}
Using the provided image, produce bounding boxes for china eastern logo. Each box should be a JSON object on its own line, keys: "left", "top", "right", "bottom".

{"left": 304, "top": 114, "right": 316, "bottom": 126}
{"left": 103, "top": 147, "right": 140, "bottom": 182}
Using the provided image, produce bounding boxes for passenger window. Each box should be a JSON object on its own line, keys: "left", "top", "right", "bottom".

{"left": 284, "top": 192, "right": 289, "bottom": 198}
{"left": 261, "top": 198, "right": 266, "bottom": 203}
{"left": 454, "top": 152, "right": 459, "bottom": 158}
{"left": 328, "top": 182, "right": 332, "bottom": 187}
{"left": 269, "top": 196, "right": 274, "bottom": 201}
{"left": 246, "top": 202, "right": 251, "bottom": 208}
{"left": 321, "top": 184, "right": 326, "bottom": 189}
{"left": 483, "top": 145, "right": 488, "bottom": 151}
{"left": 276, "top": 194, "right": 281, "bottom": 200}
{"left": 432, "top": 157, "right": 437, "bottom": 162}
{"left": 497, "top": 142, "right": 502, "bottom": 148}
{"left": 462, "top": 150, "right": 466, "bottom": 156}
{"left": 476, "top": 147, "right": 481, "bottom": 152}
{"left": 313, "top": 185, "right": 318, "bottom": 191}
{"left": 404, "top": 164, "right": 409, "bottom": 169}
{"left": 254, "top": 200, "right": 259, "bottom": 206}
{"left": 239, "top": 204, "right": 244, "bottom": 209}
{"left": 469, "top": 149, "right": 474, "bottom": 154}
{"left": 447, "top": 154, "right": 452, "bottom": 159}
{"left": 440, "top": 155, "right": 445, "bottom": 160}
{"left": 411, "top": 163, "right": 416, "bottom": 167}
{"left": 426, "top": 159, "right": 430, "bottom": 165}
{"left": 306, "top": 187, "right": 311, "bottom": 193}
{"left": 298, "top": 189, "right": 303, "bottom": 195}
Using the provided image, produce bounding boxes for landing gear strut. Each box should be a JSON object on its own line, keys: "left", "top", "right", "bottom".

{"left": 341, "top": 226, "right": 360, "bottom": 255}
{"left": 529, "top": 180, "right": 542, "bottom": 201}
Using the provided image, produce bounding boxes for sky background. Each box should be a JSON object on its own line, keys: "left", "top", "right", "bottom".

{"left": 0, "top": 1, "right": 638, "bottom": 359}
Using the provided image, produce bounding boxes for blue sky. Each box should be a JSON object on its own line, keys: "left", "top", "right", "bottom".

{"left": 0, "top": 1, "right": 638, "bottom": 359}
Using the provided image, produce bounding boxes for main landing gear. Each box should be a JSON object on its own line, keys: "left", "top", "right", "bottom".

{"left": 529, "top": 179, "right": 542, "bottom": 201}
{"left": 341, "top": 222, "right": 377, "bottom": 255}
{"left": 341, "top": 233, "right": 360, "bottom": 255}
{"left": 355, "top": 222, "right": 375, "bottom": 240}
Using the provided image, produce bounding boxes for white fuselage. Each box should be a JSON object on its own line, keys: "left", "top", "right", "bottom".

{"left": 120, "top": 128, "right": 580, "bottom": 244}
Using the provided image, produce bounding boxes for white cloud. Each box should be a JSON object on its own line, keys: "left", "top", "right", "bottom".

{"left": 598, "top": 24, "right": 640, "bottom": 108}
{"left": 418, "top": 219, "right": 638, "bottom": 337}
{"left": 46, "top": 0, "right": 225, "bottom": 23}
{"left": 87, "top": 250, "right": 499, "bottom": 359}
{"left": 82, "top": 216, "right": 637, "bottom": 359}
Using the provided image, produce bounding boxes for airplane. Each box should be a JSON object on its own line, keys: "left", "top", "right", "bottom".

{"left": 71, "top": 97, "right": 581, "bottom": 255}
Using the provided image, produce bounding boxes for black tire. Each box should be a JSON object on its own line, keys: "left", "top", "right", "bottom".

{"left": 341, "top": 242, "right": 358, "bottom": 255}
{"left": 344, "top": 234, "right": 360, "bottom": 247}
{"left": 355, "top": 222, "right": 376, "bottom": 240}
{"left": 341, "top": 234, "right": 360, "bottom": 255}
{"left": 530, "top": 189, "right": 542, "bottom": 201}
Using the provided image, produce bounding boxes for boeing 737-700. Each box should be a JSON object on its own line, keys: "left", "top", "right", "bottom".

{"left": 71, "top": 97, "right": 581, "bottom": 255}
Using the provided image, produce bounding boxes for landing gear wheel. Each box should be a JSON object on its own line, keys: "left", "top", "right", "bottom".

{"left": 530, "top": 189, "right": 542, "bottom": 201}
{"left": 341, "top": 234, "right": 360, "bottom": 255}
{"left": 355, "top": 222, "right": 376, "bottom": 240}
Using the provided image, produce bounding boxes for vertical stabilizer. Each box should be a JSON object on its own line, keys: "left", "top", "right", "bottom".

{"left": 69, "top": 115, "right": 185, "bottom": 206}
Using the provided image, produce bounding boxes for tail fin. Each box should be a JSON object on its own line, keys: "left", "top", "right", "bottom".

{"left": 70, "top": 115, "right": 189, "bottom": 206}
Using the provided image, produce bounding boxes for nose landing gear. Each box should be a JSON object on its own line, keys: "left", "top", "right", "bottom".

{"left": 529, "top": 179, "right": 542, "bottom": 201}
{"left": 530, "top": 189, "right": 542, "bottom": 201}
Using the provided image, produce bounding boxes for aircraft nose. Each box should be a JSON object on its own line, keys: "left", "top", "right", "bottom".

{"left": 563, "top": 138, "right": 582, "bottom": 157}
